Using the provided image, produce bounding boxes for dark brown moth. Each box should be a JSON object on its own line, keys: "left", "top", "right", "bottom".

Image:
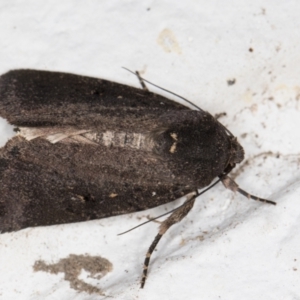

{"left": 0, "top": 69, "right": 275, "bottom": 288}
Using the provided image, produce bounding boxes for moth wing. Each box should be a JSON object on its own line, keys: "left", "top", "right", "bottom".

{"left": 0, "top": 136, "right": 193, "bottom": 233}
{"left": 0, "top": 69, "right": 187, "bottom": 129}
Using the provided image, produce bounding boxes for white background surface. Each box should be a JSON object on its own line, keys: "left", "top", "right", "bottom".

{"left": 0, "top": 1, "right": 300, "bottom": 299}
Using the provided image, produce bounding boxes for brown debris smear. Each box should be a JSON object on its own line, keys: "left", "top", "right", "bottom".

{"left": 33, "top": 254, "right": 113, "bottom": 295}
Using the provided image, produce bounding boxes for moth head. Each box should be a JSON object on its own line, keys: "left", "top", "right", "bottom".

{"left": 228, "top": 136, "right": 244, "bottom": 164}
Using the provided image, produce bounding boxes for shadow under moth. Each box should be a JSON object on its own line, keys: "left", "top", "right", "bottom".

{"left": 0, "top": 69, "right": 276, "bottom": 288}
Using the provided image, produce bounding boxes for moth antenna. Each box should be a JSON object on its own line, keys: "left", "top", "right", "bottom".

{"left": 118, "top": 179, "right": 222, "bottom": 236}
{"left": 122, "top": 67, "right": 203, "bottom": 111}
{"left": 220, "top": 175, "right": 276, "bottom": 205}
{"left": 122, "top": 67, "right": 235, "bottom": 138}
{"left": 141, "top": 193, "right": 197, "bottom": 288}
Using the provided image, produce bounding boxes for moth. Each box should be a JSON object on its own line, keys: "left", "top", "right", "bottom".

{"left": 0, "top": 69, "right": 276, "bottom": 288}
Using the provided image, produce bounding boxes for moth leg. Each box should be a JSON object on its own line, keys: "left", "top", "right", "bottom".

{"left": 221, "top": 175, "right": 276, "bottom": 205}
{"left": 214, "top": 112, "right": 227, "bottom": 120}
{"left": 135, "top": 71, "right": 149, "bottom": 92}
{"left": 141, "top": 192, "right": 197, "bottom": 288}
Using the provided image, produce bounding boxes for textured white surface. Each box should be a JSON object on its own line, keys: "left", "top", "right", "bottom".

{"left": 0, "top": 1, "right": 300, "bottom": 299}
